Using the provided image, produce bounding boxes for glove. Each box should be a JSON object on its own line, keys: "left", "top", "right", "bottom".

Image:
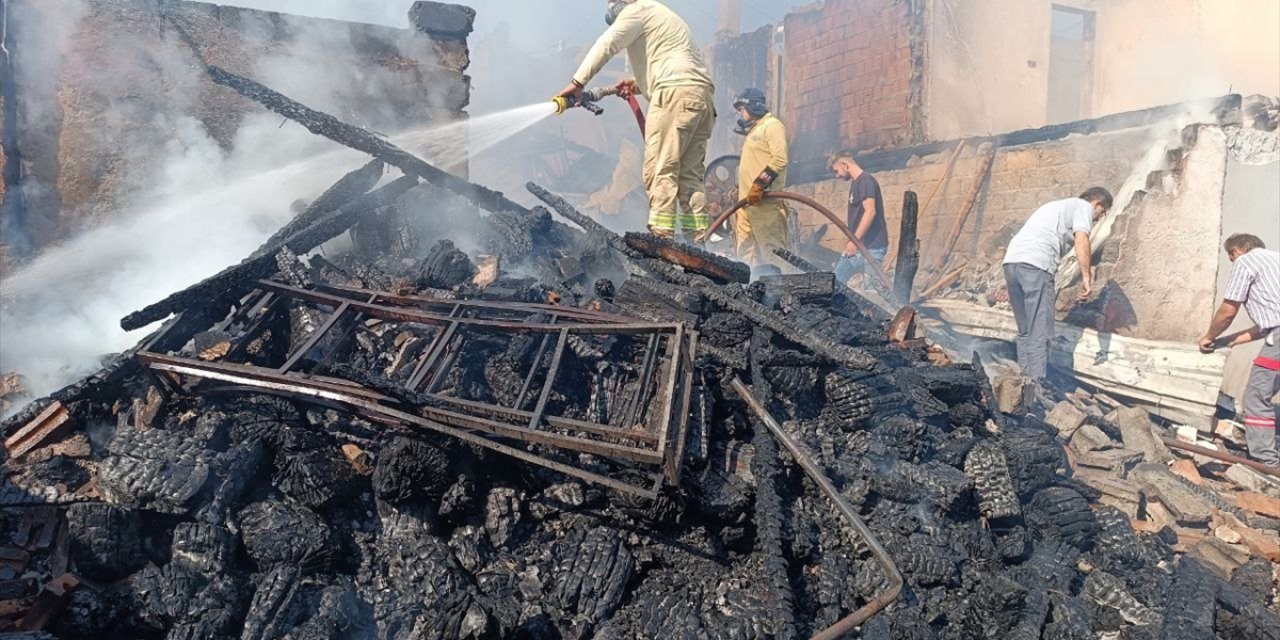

{"left": 749, "top": 167, "right": 778, "bottom": 205}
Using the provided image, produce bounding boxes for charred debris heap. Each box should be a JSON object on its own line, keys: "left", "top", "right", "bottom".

{"left": 1, "top": 66, "right": 1277, "bottom": 640}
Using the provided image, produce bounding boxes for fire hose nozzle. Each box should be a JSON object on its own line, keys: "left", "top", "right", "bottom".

{"left": 551, "top": 89, "right": 611, "bottom": 116}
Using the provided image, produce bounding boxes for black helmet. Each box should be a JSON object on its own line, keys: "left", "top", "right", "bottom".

{"left": 605, "top": 1, "right": 628, "bottom": 25}
{"left": 733, "top": 88, "right": 769, "bottom": 118}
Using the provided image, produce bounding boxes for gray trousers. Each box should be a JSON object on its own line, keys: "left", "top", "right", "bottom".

{"left": 1241, "top": 335, "right": 1280, "bottom": 467}
{"left": 1003, "top": 263, "right": 1055, "bottom": 380}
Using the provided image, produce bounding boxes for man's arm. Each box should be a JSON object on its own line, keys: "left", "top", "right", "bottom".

{"left": 571, "top": 10, "right": 644, "bottom": 88}
{"left": 1200, "top": 300, "right": 1243, "bottom": 351}
{"left": 1203, "top": 260, "right": 1257, "bottom": 351}
{"left": 843, "top": 197, "right": 878, "bottom": 256}
{"left": 1073, "top": 231, "right": 1093, "bottom": 300}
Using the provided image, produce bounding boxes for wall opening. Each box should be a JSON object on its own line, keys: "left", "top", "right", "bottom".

{"left": 1047, "top": 4, "right": 1096, "bottom": 124}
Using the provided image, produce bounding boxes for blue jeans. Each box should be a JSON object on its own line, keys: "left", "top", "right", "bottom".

{"left": 834, "top": 246, "right": 887, "bottom": 285}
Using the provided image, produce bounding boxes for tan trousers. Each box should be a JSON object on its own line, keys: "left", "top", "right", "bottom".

{"left": 735, "top": 200, "right": 789, "bottom": 268}
{"left": 643, "top": 84, "right": 715, "bottom": 239}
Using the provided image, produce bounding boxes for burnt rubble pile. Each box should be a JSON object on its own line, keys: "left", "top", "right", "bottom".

{"left": 3, "top": 69, "right": 1278, "bottom": 640}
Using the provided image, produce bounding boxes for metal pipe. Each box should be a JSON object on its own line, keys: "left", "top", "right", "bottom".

{"left": 730, "top": 377, "right": 903, "bottom": 638}
{"left": 704, "top": 192, "right": 895, "bottom": 294}
{"left": 1161, "top": 437, "right": 1280, "bottom": 478}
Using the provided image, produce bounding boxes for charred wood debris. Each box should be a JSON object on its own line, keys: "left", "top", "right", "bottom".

{"left": 0, "top": 67, "right": 1276, "bottom": 640}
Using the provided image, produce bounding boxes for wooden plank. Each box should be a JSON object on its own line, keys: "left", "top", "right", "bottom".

{"left": 892, "top": 191, "right": 920, "bottom": 303}
{"left": 916, "top": 263, "right": 968, "bottom": 301}
{"left": 928, "top": 145, "right": 996, "bottom": 274}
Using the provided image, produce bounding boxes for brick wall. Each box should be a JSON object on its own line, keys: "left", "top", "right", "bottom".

{"left": 782, "top": 0, "right": 923, "bottom": 163}
{"left": 788, "top": 128, "right": 1150, "bottom": 268}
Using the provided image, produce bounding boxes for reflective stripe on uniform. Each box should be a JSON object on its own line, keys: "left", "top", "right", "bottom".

{"left": 649, "top": 213, "right": 708, "bottom": 231}
{"left": 648, "top": 212, "right": 677, "bottom": 230}
{"left": 1243, "top": 416, "right": 1276, "bottom": 428}
{"left": 679, "top": 213, "right": 709, "bottom": 230}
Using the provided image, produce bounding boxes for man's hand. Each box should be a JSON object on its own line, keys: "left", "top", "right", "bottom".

{"left": 615, "top": 78, "right": 638, "bottom": 99}
{"left": 558, "top": 82, "right": 584, "bottom": 99}
{"left": 843, "top": 242, "right": 857, "bottom": 258}
{"left": 1076, "top": 281, "right": 1092, "bottom": 302}
{"left": 747, "top": 184, "right": 765, "bottom": 205}
{"left": 1198, "top": 335, "right": 1217, "bottom": 353}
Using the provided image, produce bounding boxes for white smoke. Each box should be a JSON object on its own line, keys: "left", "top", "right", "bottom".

{"left": 0, "top": 2, "right": 441, "bottom": 404}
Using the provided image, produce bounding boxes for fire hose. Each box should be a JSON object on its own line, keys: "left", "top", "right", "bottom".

{"left": 704, "top": 192, "right": 895, "bottom": 293}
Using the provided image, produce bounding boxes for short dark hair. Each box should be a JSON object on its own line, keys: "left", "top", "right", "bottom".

{"left": 1225, "top": 233, "right": 1265, "bottom": 253}
{"left": 1079, "top": 187, "right": 1113, "bottom": 210}
{"left": 827, "top": 150, "right": 856, "bottom": 170}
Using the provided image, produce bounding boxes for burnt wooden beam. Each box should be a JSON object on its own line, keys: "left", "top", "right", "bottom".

{"left": 894, "top": 191, "right": 920, "bottom": 304}
{"left": 623, "top": 232, "right": 751, "bottom": 284}
{"left": 250, "top": 159, "right": 385, "bottom": 259}
{"left": 207, "top": 65, "right": 529, "bottom": 217}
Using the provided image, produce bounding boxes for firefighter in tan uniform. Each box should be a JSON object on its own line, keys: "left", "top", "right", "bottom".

{"left": 732, "top": 88, "right": 789, "bottom": 268}
{"left": 558, "top": 0, "right": 716, "bottom": 242}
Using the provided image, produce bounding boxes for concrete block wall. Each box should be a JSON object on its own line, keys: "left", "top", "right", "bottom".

{"left": 1086, "top": 125, "right": 1229, "bottom": 342}
{"left": 788, "top": 128, "right": 1151, "bottom": 267}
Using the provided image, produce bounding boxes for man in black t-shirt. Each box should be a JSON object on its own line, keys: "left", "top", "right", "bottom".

{"left": 828, "top": 151, "right": 889, "bottom": 285}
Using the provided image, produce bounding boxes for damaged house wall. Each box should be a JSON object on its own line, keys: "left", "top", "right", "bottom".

{"left": 927, "top": 0, "right": 1280, "bottom": 140}
{"left": 711, "top": 0, "right": 1278, "bottom": 153}
{"left": 0, "top": 0, "right": 473, "bottom": 262}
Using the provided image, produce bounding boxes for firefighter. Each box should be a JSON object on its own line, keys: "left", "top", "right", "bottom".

{"left": 732, "top": 88, "right": 789, "bottom": 268}
{"left": 558, "top": 0, "right": 716, "bottom": 243}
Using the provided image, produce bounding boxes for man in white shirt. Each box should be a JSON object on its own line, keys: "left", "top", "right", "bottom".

{"left": 1198, "top": 233, "right": 1280, "bottom": 467}
{"left": 557, "top": 0, "right": 715, "bottom": 243}
{"left": 1002, "top": 187, "right": 1113, "bottom": 379}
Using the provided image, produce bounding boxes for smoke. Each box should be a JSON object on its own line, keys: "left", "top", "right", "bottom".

{"left": 0, "top": 0, "right": 89, "bottom": 257}
{"left": 0, "top": 114, "right": 366, "bottom": 399}
{"left": 0, "top": 0, "right": 468, "bottom": 406}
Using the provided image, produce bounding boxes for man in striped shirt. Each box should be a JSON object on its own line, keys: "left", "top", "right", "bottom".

{"left": 1199, "top": 234, "right": 1280, "bottom": 467}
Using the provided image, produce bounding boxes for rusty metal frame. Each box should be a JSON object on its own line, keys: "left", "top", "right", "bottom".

{"left": 136, "top": 280, "right": 696, "bottom": 498}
